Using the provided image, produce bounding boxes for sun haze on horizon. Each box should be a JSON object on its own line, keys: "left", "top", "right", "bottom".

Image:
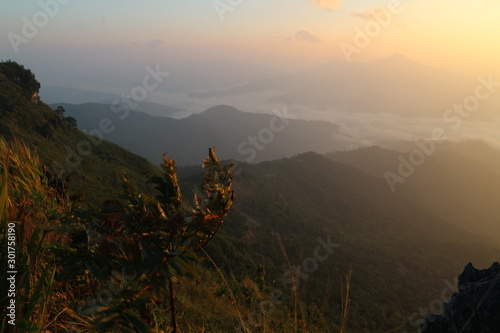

{"left": 0, "top": 0, "right": 499, "bottom": 82}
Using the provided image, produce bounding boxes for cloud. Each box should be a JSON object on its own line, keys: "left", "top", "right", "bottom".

{"left": 295, "top": 30, "right": 322, "bottom": 43}
{"left": 147, "top": 39, "right": 168, "bottom": 49}
{"left": 307, "top": 0, "right": 341, "bottom": 10}
{"left": 351, "top": 7, "right": 385, "bottom": 21}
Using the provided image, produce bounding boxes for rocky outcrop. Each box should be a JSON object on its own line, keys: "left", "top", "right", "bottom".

{"left": 32, "top": 91, "right": 40, "bottom": 104}
{"left": 421, "top": 262, "right": 500, "bottom": 333}
{"left": 0, "top": 60, "right": 41, "bottom": 99}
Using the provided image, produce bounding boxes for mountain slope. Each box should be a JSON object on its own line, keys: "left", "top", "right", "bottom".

{"left": 184, "top": 152, "right": 499, "bottom": 332}
{"left": 0, "top": 61, "right": 160, "bottom": 204}
{"left": 326, "top": 141, "right": 500, "bottom": 242}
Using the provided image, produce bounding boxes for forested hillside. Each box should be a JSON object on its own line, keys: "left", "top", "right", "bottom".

{"left": 327, "top": 142, "right": 500, "bottom": 243}
{"left": 194, "top": 152, "right": 499, "bottom": 332}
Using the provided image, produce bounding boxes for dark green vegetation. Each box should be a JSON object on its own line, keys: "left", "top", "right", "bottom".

{"left": 198, "top": 152, "right": 498, "bottom": 332}
{"left": 1, "top": 62, "right": 498, "bottom": 332}
{"left": 0, "top": 136, "right": 235, "bottom": 332}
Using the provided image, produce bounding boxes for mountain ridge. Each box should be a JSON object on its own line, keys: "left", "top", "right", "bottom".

{"left": 60, "top": 102, "right": 344, "bottom": 165}
{"left": 188, "top": 54, "right": 499, "bottom": 119}
{"left": 326, "top": 141, "right": 500, "bottom": 243}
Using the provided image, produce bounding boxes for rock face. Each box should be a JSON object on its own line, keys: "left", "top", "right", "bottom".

{"left": 421, "top": 262, "right": 500, "bottom": 333}
{"left": 32, "top": 91, "right": 40, "bottom": 104}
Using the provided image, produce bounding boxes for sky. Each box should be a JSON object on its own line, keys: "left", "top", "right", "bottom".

{"left": 1, "top": 0, "right": 499, "bottom": 83}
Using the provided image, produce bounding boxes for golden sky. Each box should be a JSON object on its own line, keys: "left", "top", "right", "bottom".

{"left": 1, "top": 0, "right": 499, "bottom": 75}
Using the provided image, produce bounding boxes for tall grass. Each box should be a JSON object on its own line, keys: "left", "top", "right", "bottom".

{"left": 200, "top": 247, "right": 246, "bottom": 331}
{"left": 276, "top": 234, "right": 299, "bottom": 332}
{"left": 0, "top": 138, "right": 70, "bottom": 333}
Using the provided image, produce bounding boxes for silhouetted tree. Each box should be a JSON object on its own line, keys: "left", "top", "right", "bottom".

{"left": 64, "top": 116, "right": 77, "bottom": 128}
{"left": 55, "top": 106, "right": 65, "bottom": 119}
{"left": 0, "top": 60, "right": 41, "bottom": 98}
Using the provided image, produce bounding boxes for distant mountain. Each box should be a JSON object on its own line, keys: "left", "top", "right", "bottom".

{"left": 162, "top": 57, "right": 284, "bottom": 93}
{"left": 40, "top": 86, "right": 116, "bottom": 104}
{"left": 49, "top": 101, "right": 183, "bottom": 118}
{"left": 60, "top": 103, "right": 345, "bottom": 165}
{"left": 43, "top": 87, "right": 185, "bottom": 117}
{"left": 0, "top": 61, "right": 160, "bottom": 204}
{"left": 190, "top": 54, "right": 499, "bottom": 118}
{"left": 326, "top": 141, "right": 500, "bottom": 242}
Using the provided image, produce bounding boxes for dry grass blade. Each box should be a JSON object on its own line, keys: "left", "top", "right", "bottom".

{"left": 276, "top": 234, "right": 298, "bottom": 333}
{"left": 0, "top": 138, "right": 74, "bottom": 333}
{"left": 339, "top": 268, "right": 352, "bottom": 333}
{"left": 200, "top": 247, "right": 247, "bottom": 332}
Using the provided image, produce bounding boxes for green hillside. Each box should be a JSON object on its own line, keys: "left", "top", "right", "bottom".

{"left": 0, "top": 61, "right": 160, "bottom": 204}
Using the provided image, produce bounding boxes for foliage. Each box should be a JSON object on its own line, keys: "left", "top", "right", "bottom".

{"left": 0, "top": 60, "right": 41, "bottom": 98}
{"left": 49, "top": 148, "right": 235, "bottom": 332}
{"left": 64, "top": 116, "right": 78, "bottom": 128}
{"left": 0, "top": 139, "right": 240, "bottom": 332}
{"left": 0, "top": 138, "right": 70, "bottom": 333}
